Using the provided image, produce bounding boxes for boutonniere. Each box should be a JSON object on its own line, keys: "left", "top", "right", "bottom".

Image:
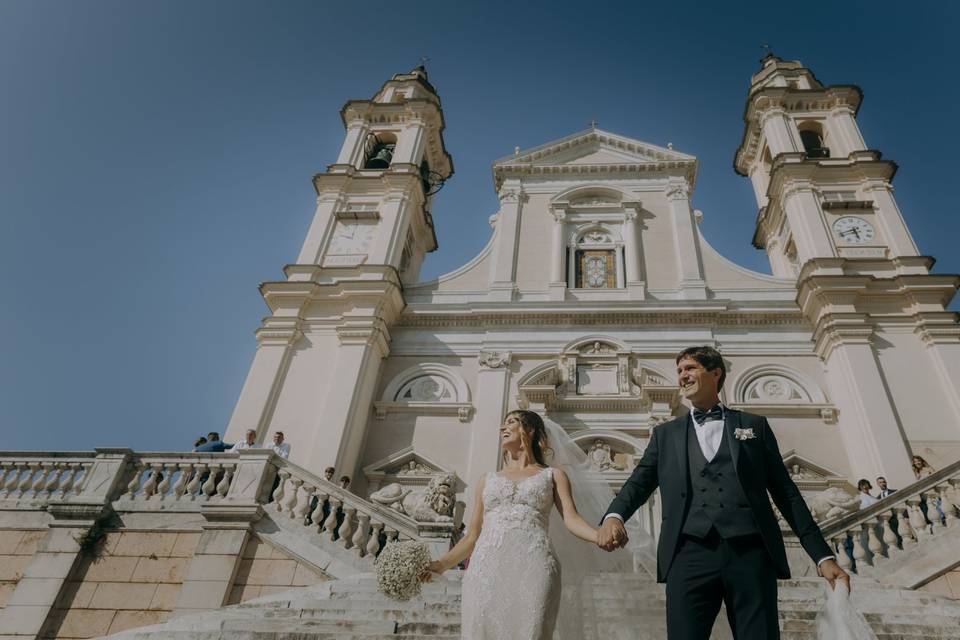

{"left": 734, "top": 428, "right": 756, "bottom": 441}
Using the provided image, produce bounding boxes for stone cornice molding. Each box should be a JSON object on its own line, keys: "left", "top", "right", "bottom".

{"left": 397, "top": 309, "right": 807, "bottom": 329}
{"left": 497, "top": 188, "right": 527, "bottom": 204}
{"left": 735, "top": 85, "right": 864, "bottom": 175}
{"left": 495, "top": 161, "right": 696, "bottom": 192}
{"left": 255, "top": 318, "right": 304, "bottom": 347}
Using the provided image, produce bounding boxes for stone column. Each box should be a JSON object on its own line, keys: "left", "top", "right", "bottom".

{"left": 0, "top": 449, "right": 131, "bottom": 638}
{"left": 666, "top": 182, "right": 706, "bottom": 299}
{"left": 463, "top": 352, "right": 512, "bottom": 517}
{"left": 622, "top": 204, "right": 645, "bottom": 299}
{"left": 296, "top": 194, "right": 344, "bottom": 265}
{"left": 862, "top": 182, "right": 921, "bottom": 258}
{"left": 827, "top": 106, "right": 866, "bottom": 155}
{"left": 225, "top": 319, "right": 301, "bottom": 444}
{"left": 781, "top": 183, "right": 836, "bottom": 263}
{"left": 488, "top": 185, "right": 525, "bottom": 302}
{"left": 548, "top": 208, "right": 566, "bottom": 301}
{"left": 760, "top": 108, "right": 798, "bottom": 156}
{"left": 916, "top": 321, "right": 960, "bottom": 430}
{"left": 334, "top": 122, "right": 369, "bottom": 167}
{"left": 821, "top": 333, "right": 914, "bottom": 487}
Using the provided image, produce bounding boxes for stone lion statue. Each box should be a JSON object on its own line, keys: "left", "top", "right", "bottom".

{"left": 369, "top": 473, "right": 456, "bottom": 522}
{"left": 806, "top": 487, "right": 861, "bottom": 522}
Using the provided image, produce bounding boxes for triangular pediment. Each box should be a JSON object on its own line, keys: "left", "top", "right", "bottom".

{"left": 495, "top": 128, "right": 696, "bottom": 168}
{"left": 362, "top": 446, "right": 450, "bottom": 478}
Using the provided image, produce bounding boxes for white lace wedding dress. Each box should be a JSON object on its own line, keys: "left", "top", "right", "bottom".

{"left": 461, "top": 467, "right": 561, "bottom": 639}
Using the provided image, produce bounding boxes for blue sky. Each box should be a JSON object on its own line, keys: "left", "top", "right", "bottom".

{"left": 1, "top": 1, "right": 957, "bottom": 452}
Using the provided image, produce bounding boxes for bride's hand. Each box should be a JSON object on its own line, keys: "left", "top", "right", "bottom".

{"left": 420, "top": 560, "right": 444, "bottom": 582}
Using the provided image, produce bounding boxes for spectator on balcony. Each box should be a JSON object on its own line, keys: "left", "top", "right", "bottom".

{"left": 305, "top": 467, "right": 338, "bottom": 526}
{"left": 324, "top": 467, "right": 335, "bottom": 482}
{"left": 233, "top": 429, "right": 258, "bottom": 450}
{"left": 339, "top": 475, "right": 351, "bottom": 491}
{"left": 876, "top": 476, "right": 896, "bottom": 499}
{"left": 194, "top": 432, "right": 232, "bottom": 453}
{"left": 912, "top": 455, "right": 935, "bottom": 479}
{"left": 193, "top": 436, "right": 208, "bottom": 449}
{"left": 857, "top": 479, "right": 878, "bottom": 508}
{"left": 270, "top": 431, "right": 290, "bottom": 459}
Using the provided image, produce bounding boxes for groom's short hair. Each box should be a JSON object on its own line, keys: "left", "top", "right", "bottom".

{"left": 676, "top": 346, "right": 727, "bottom": 391}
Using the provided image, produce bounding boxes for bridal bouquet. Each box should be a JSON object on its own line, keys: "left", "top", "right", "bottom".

{"left": 374, "top": 540, "right": 432, "bottom": 601}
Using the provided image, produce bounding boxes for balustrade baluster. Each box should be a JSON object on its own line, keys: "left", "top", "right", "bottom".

{"left": 44, "top": 463, "right": 62, "bottom": 495}
{"left": 216, "top": 466, "right": 233, "bottom": 498}
{"left": 31, "top": 464, "right": 53, "bottom": 496}
{"left": 285, "top": 478, "right": 302, "bottom": 517}
{"left": 172, "top": 463, "right": 189, "bottom": 499}
{"left": 295, "top": 484, "right": 314, "bottom": 522}
{"left": 309, "top": 490, "right": 327, "bottom": 531}
{"left": 186, "top": 464, "right": 204, "bottom": 499}
{"left": 142, "top": 464, "right": 162, "bottom": 499}
{"left": 126, "top": 463, "right": 145, "bottom": 498}
{"left": 367, "top": 521, "right": 384, "bottom": 560}
{"left": 898, "top": 506, "right": 918, "bottom": 549}
{"left": 338, "top": 507, "right": 356, "bottom": 549}
{"left": 0, "top": 463, "right": 9, "bottom": 495}
{"left": 937, "top": 483, "right": 958, "bottom": 527}
{"left": 272, "top": 470, "right": 289, "bottom": 510}
{"left": 73, "top": 464, "right": 86, "bottom": 494}
{"left": 324, "top": 499, "right": 341, "bottom": 541}
{"left": 3, "top": 463, "right": 22, "bottom": 497}
{"left": 851, "top": 526, "right": 869, "bottom": 570}
{"left": 833, "top": 534, "right": 853, "bottom": 571}
{"left": 924, "top": 490, "right": 945, "bottom": 530}
{"left": 18, "top": 463, "right": 38, "bottom": 496}
{"left": 353, "top": 513, "right": 371, "bottom": 556}
{"left": 58, "top": 464, "right": 76, "bottom": 497}
{"left": 156, "top": 464, "right": 172, "bottom": 498}
{"left": 907, "top": 497, "right": 930, "bottom": 540}
{"left": 879, "top": 512, "right": 899, "bottom": 557}
{"left": 201, "top": 464, "right": 219, "bottom": 498}
{"left": 865, "top": 519, "right": 883, "bottom": 563}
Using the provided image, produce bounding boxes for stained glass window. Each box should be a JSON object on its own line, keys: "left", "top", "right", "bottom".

{"left": 576, "top": 250, "right": 615, "bottom": 288}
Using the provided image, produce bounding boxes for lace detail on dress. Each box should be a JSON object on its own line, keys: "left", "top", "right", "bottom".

{"left": 461, "top": 467, "right": 561, "bottom": 640}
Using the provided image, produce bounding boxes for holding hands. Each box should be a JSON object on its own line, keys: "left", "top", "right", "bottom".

{"left": 597, "top": 516, "right": 629, "bottom": 551}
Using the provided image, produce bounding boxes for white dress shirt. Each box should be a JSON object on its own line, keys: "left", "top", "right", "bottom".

{"left": 271, "top": 442, "right": 290, "bottom": 459}
{"left": 693, "top": 409, "right": 725, "bottom": 462}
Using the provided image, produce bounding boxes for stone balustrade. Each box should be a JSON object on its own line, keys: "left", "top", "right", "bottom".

{"left": 813, "top": 459, "right": 960, "bottom": 576}
{"left": 268, "top": 458, "right": 433, "bottom": 562}
{"left": 118, "top": 453, "right": 238, "bottom": 502}
{"left": 0, "top": 452, "right": 95, "bottom": 505}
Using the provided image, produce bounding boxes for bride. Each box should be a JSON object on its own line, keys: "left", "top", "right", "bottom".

{"left": 424, "top": 409, "right": 602, "bottom": 639}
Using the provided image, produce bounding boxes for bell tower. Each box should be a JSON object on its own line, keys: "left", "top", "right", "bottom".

{"left": 735, "top": 55, "right": 960, "bottom": 487}
{"left": 224, "top": 66, "right": 453, "bottom": 478}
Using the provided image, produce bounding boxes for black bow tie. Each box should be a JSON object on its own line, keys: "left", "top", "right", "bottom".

{"left": 692, "top": 406, "right": 723, "bottom": 425}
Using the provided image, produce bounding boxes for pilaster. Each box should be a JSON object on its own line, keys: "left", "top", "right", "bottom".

{"left": 622, "top": 204, "right": 645, "bottom": 300}
{"left": 666, "top": 182, "right": 706, "bottom": 299}
{"left": 488, "top": 185, "right": 525, "bottom": 302}
{"left": 463, "top": 351, "right": 512, "bottom": 516}
{"left": 548, "top": 208, "right": 567, "bottom": 301}
{"left": 760, "top": 108, "right": 798, "bottom": 156}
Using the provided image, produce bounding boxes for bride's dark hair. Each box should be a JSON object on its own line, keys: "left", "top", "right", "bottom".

{"left": 505, "top": 409, "right": 553, "bottom": 466}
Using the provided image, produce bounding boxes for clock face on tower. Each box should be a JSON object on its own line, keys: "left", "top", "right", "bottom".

{"left": 328, "top": 221, "right": 376, "bottom": 255}
{"left": 832, "top": 216, "right": 876, "bottom": 245}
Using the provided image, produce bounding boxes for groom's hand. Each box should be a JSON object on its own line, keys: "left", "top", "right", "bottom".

{"left": 597, "top": 517, "right": 628, "bottom": 551}
{"left": 818, "top": 558, "right": 851, "bottom": 592}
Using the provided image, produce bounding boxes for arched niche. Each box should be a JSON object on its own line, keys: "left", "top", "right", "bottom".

{"left": 374, "top": 363, "right": 474, "bottom": 422}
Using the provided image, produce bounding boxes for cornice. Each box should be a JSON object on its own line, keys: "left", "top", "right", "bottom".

{"left": 493, "top": 161, "right": 696, "bottom": 192}
{"left": 734, "top": 85, "right": 863, "bottom": 176}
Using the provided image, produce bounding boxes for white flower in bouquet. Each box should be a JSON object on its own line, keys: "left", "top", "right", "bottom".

{"left": 374, "top": 540, "right": 432, "bottom": 601}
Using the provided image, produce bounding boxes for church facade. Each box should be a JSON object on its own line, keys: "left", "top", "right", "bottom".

{"left": 222, "top": 56, "right": 960, "bottom": 516}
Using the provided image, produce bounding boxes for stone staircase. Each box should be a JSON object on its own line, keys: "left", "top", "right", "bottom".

{"left": 101, "top": 568, "right": 960, "bottom": 640}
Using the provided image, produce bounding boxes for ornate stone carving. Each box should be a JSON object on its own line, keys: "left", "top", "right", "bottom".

{"left": 580, "top": 341, "right": 615, "bottom": 355}
{"left": 570, "top": 196, "right": 618, "bottom": 206}
{"left": 806, "top": 487, "right": 861, "bottom": 523}
{"left": 498, "top": 189, "right": 522, "bottom": 203}
{"left": 665, "top": 183, "right": 690, "bottom": 201}
{"left": 395, "top": 460, "right": 434, "bottom": 475}
{"left": 584, "top": 440, "right": 626, "bottom": 472}
{"left": 478, "top": 351, "right": 511, "bottom": 369}
{"left": 368, "top": 473, "right": 456, "bottom": 522}
{"left": 744, "top": 374, "right": 806, "bottom": 403}
{"left": 395, "top": 375, "right": 454, "bottom": 402}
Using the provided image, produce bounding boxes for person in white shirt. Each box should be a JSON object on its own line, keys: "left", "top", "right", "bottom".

{"left": 270, "top": 431, "right": 290, "bottom": 459}
{"left": 233, "top": 429, "right": 258, "bottom": 450}
{"left": 857, "top": 479, "right": 878, "bottom": 508}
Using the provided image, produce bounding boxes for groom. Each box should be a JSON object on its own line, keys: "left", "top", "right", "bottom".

{"left": 598, "top": 346, "right": 849, "bottom": 639}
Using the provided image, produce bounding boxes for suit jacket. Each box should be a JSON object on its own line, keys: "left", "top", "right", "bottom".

{"left": 194, "top": 440, "right": 233, "bottom": 453}
{"left": 605, "top": 408, "right": 832, "bottom": 583}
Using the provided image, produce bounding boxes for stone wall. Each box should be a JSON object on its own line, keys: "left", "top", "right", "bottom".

{"left": 919, "top": 565, "right": 960, "bottom": 599}
{"left": 39, "top": 530, "right": 199, "bottom": 639}
{"left": 226, "top": 537, "right": 328, "bottom": 604}
{"left": 0, "top": 530, "right": 45, "bottom": 611}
